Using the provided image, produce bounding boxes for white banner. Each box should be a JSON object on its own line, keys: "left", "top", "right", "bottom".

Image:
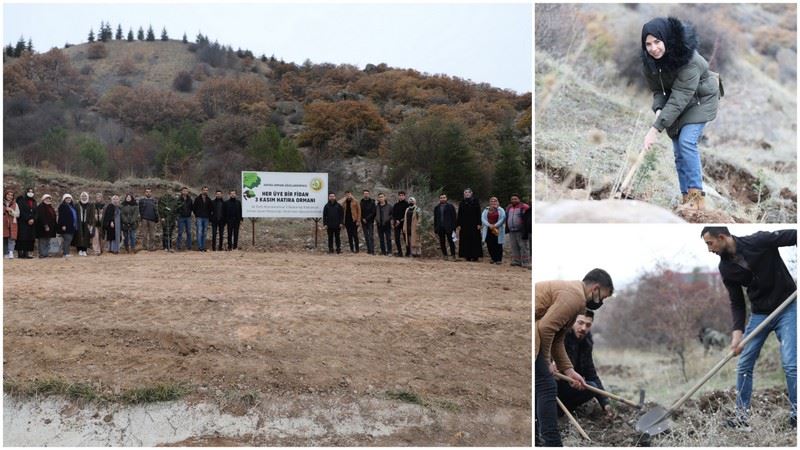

{"left": 241, "top": 171, "right": 328, "bottom": 218}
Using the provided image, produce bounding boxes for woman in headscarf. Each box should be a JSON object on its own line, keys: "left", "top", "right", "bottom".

{"left": 641, "top": 17, "right": 721, "bottom": 210}
{"left": 103, "top": 195, "right": 122, "bottom": 254}
{"left": 15, "top": 187, "right": 37, "bottom": 259}
{"left": 120, "top": 193, "right": 140, "bottom": 253}
{"left": 73, "top": 192, "right": 95, "bottom": 257}
{"left": 57, "top": 193, "right": 78, "bottom": 257}
{"left": 481, "top": 196, "right": 507, "bottom": 265}
{"left": 4, "top": 190, "right": 20, "bottom": 259}
{"left": 35, "top": 194, "right": 57, "bottom": 258}
{"left": 403, "top": 196, "right": 422, "bottom": 257}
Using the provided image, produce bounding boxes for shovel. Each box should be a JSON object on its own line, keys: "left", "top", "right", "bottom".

{"left": 636, "top": 290, "right": 797, "bottom": 436}
{"left": 553, "top": 372, "right": 643, "bottom": 408}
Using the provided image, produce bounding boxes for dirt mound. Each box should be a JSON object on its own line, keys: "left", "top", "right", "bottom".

{"left": 559, "top": 387, "right": 795, "bottom": 447}
{"left": 674, "top": 206, "right": 739, "bottom": 223}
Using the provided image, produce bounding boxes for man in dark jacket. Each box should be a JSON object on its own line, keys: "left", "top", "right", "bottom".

{"left": 457, "top": 188, "right": 482, "bottom": 261}
{"left": 391, "top": 191, "right": 409, "bottom": 257}
{"left": 35, "top": 194, "right": 57, "bottom": 258}
{"left": 138, "top": 188, "right": 159, "bottom": 251}
{"left": 224, "top": 190, "right": 242, "bottom": 250}
{"left": 193, "top": 186, "right": 213, "bottom": 252}
{"left": 556, "top": 311, "right": 613, "bottom": 417}
{"left": 375, "top": 193, "right": 393, "bottom": 256}
{"left": 433, "top": 193, "right": 457, "bottom": 260}
{"left": 702, "top": 227, "right": 796, "bottom": 428}
{"left": 15, "top": 188, "right": 37, "bottom": 258}
{"left": 322, "top": 192, "right": 344, "bottom": 254}
{"left": 210, "top": 189, "right": 226, "bottom": 251}
{"left": 176, "top": 187, "right": 193, "bottom": 251}
{"left": 360, "top": 189, "right": 377, "bottom": 255}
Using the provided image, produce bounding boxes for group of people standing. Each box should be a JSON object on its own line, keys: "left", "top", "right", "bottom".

{"left": 2, "top": 187, "right": 243, "bottom": 258}
{"left": 321, "top": 188, "right": 531, "bottom": 267}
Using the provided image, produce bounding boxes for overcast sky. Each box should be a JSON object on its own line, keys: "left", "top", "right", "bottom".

{"left": 3, "top": 2, "right": 532, "bottom": 93}
{"left": 534, "top": 224, "right": 798, "bottom": 289}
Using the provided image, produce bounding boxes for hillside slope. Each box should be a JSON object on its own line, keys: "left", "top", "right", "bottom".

{"left": 535, "top": 3, "right": 796, "bottom": 223}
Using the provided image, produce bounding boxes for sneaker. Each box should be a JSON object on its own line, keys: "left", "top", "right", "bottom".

{"left": 64, "top": 254, "right": 72, "bottom": 258}
{"left": 724, "top": 417, "right": 751, "bottom": 431}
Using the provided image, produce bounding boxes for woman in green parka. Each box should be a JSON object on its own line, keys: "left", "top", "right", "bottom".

{"left": 641, "top": 17, "right": 721, "bottom": 210}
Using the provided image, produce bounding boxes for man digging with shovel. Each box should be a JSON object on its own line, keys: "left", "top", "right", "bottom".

{"left": 535, "top": 269, "right": 615, "bottom": 446}
{"left": 702, "top": 227, "right": 797, "bottom": 430}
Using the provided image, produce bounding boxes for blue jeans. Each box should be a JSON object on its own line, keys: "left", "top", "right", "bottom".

{"left": 61, "top": 234, "right": 73, "bottom": 256}
{"left": 535, "top": 354, "right": 561, "bottom": 446}
{"left": 736, "top": 301, "right": 797, "bottom": 419}
{"left": 177, "top": 217, "right": 192, "bottom": 250}
{"left": 122, "top": 229, "right": 136, "bottom": 250}
{"left": 671, "top": 123, "right": 705, "bottom": 194}
{"left": 195, "top": 217, "right": 208, "bottom": 250}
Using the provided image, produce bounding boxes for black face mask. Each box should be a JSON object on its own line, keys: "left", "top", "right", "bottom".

{"left": 586, "top": 289, "right": 604, "bottom": 310}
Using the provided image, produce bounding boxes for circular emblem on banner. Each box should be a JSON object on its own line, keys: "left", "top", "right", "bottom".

{"left": 309, "top": 177, "right": 324, "bottom": 192}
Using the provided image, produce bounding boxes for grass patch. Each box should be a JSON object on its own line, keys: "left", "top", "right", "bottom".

{"left": 119, "top": 383, "right": 189, "bottom": 404}
{"left": 4, "top": 378, "right": 190, "bottom": 405}
{"left": 387, "top": 390, "right": 424, "bottom": 406}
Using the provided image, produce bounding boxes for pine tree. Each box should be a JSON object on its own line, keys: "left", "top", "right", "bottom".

{"left": 492, "top": 133, "right": 525, "bottom": 206}
{"left": 14, "top": 36, "right": 26, "bottom": 56}
{"left": 146, "top": 25, "right": 155, "bottom": 41}
{"left": 116, "top": 24, "right": 123, "bottom": 40}
{"left": 99, "top": 21, "right": 108, "bottom": 41}
{"left": 182, "top": 32, "right": 187, "bottom": 44}
{"left": 127, "top": 28, "right": 134, "bottom": 41}
{"left": 137, "top": 26, "right": 144, "bottom": 41}
{"left": 26, "top": 38, "right": 33, "bottom": 54}
{"left": 5, "top": 44, "right": 15, "bottom": 57}
{"left": 105, "top": 22, "right": 113, "bottom": 41}
{"left": 88, "top": 28, "right": 95, "bottom": 43}
{"left": 161, "top": 27, "right": 168, "bottom": 41}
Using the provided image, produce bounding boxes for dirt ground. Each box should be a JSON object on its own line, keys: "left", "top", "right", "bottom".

{"left": 559, "top": 387, "right": 796, "bottom": 447}
{"left": 3, "top": 249, "right": 531, "bottom": 445}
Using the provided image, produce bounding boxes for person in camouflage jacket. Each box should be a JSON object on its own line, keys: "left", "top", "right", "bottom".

{"left": 158, "top": 192, "right": 180, "bottom": 252}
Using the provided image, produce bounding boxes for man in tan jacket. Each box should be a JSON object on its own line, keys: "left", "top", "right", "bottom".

{"left": 535, "top": 268, "right": 614, "bottom": 446}
{"left": 341, "top": 190, "right": 361, "bottom": 253}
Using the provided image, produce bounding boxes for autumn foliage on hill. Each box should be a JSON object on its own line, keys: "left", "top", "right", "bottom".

{"left": 4, "top": 39, "right": 531, "bottom": 199}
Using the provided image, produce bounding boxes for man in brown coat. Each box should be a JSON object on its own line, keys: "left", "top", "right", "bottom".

{"left": 341, "top": 190, "right": 361, "bottom": 253}
{"left": 535, "top": 268, "right": 614, "bottom": 446}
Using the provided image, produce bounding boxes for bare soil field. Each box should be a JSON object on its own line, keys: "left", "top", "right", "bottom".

{"left": 3, "top": 250, "right": 531, "bottom": 445}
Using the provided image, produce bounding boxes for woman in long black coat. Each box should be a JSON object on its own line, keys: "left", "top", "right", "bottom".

{"left": 72, "top": 192, "right": 95, "bottom": 256}
{"left": 102, "top": 195, "right": 122, "bottom": 254}
{"left": 457, "top": 188, "right": 483, "bottom": 262}
{"left": 34, "top": 194, "right": 57, "bottom": 258}
{"left": 14, "top": 187, "right": 37, "bottom": 258}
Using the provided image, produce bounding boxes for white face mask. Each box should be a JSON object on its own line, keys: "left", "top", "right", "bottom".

{"left": 27, "top": 192, "right": 34, "bottom": 198}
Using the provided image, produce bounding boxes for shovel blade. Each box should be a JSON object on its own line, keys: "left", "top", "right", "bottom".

{"left": 636, "top": 405, "right": 672, "bottom": 435}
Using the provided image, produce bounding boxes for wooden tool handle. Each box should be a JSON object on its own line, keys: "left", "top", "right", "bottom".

{"left": 556, "top": 398, "right": 591, "bottom": 441}
{"left": 553, "top": 372, "right": 639, "bottom": 408}
{"left": 615, "top": 147, "right": 649, "bottom": 198}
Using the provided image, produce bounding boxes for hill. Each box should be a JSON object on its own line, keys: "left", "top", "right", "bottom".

{"left": 4, "top": 37, "right": 531, "bottom": 202}
{"left": 535, "top": 3, "right": 796, "bottom": 223}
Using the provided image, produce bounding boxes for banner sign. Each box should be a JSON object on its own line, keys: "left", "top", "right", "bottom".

{"left": 241, "top": 171, "right": 328, "bottom": 218}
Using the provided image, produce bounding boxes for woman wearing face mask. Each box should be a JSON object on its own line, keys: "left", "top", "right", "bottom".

{"left": 57, "top": 193, "right": 78, "bottom": 258}
{"left": 103, "top": 195, "right": 122, "bottom": 254}
{"left": 4, "top": 190, "right": 20, "bottom": 259}
{"left": 35, "top": 194, "right": 57, "bottom": 258}
{"left": 73, "top": 192, "right": 95, "bottom": 257}
{"left": 641, "top": 17, "right": 721, "bottom": 211}
{"left": 15, "top": 188, "right": 37, "bottom": 259}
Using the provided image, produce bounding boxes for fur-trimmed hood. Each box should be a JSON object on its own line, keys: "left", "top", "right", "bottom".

{"left": 641, "top": 17, "right": 698, "bottom": 74}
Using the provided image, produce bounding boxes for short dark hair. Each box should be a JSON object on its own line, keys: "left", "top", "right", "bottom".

{"left": 215, "top": 189, "right": 222, "bottom": 193}
{"left": 439, "top": 193, "right": 447, "bottom": 197}
{"left": 328, "top": 191, "right": 335, "bottom": 196}
{"left": 378, "top": 192, "right": 385, "bottom": 196}
{"left": 398, "top": 191, "right": 406, "bottom": 195}
{"left": 181, "top": 187, "right": 188, "bottom": 191}
{"left": 363, "top": 189, "right": 370, "bottom": 193}
{"left": 510, "top": 193, "right": 521, "bottom": 199}
{"left": 701, "top": 226, "right": 731, "bottom": 238}
{"left": 583, "top": 268, "right": 614, "bottom": 294}
{"left": 202, "top": 185, "right": 208, "bottom": 189}
{"left": 580, "top": 310, "right": 595, "bottom": 319}
{"left": 345, "top": 190, "right": 351, "bottom": 194}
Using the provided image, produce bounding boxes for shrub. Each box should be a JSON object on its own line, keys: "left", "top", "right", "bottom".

{"left": 300, "top": 100, "right": 388, "bottom": 157}
{"left": 3, "top": 49, "right": 85, "bottom": 103}
{"left": 191, "top": 63, "right": 211, "bottom": 81}
{"left": 87, "top": 43, "right": 107, "bottom": 59}
{"left": 116, "top": 58, "right": 137, "bottom": 76}
{"left": 98, "top": 85, "right": 204, "bottom": 130}
{"left": 201, "top": 114, "right": 259, "bottom": 153}
{"left": 172, "top": 71, "right": 193, "bottom": 92}
{"left": 80, "top": 64, "right": 93, "bottom": 75}
{"left": 196, "top": 76, "right": 268, "bottom": 117}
